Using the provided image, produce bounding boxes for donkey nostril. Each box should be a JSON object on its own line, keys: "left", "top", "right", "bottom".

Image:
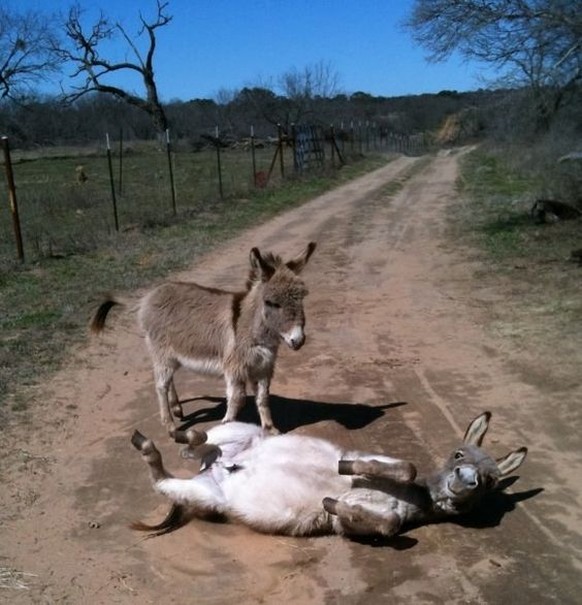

{"left": 455, "top": 466, "right": 479, "bottom": 488}
{"left": 289, "top": 334, "right": 305, "bottom": 350}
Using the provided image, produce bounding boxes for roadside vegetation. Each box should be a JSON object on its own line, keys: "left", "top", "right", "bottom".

{"left": 453, "top": 146, "right": 582, "bottom": 388}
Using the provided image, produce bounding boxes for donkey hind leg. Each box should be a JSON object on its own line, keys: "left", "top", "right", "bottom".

{"left": 254, "top": 378, "right": 277, "bottom": 434}
{"left": 131, "top": 430, "right": 171, "bottom": 483}
{"left": 339, "top": 454, "right": 417, "bottom": 483}
{"left": 222, "top": 374, "right": 247, "bottom": 424}
{"left": 323, "top": 497, "right": 402, "bottom": 538}
{"left": 130, "top": 431, "right": 224, "bottom": 533}
{"left": 152, "top": 360, "right": 178, "bottom": 430}
{"left": 168, "top": 378, "right": 184, "bottom": 420}
{"left": 131, "top": 431, "right": 224, "bottom": 512}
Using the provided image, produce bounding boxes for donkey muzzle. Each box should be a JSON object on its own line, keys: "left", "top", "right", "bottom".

{"left": 282, "top": 326, "right": 306, "bottom": 350}
{"left": 448, "top": 465, "right": 480, "bottom": 494}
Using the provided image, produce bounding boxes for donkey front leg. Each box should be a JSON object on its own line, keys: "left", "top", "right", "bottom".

{"left": 168, "top": 378, "right": 184, "bottom": 420}
{"left": 152, "top": 361, "right": 177, "bottom": 430}
{"left": 323, "top": 497, "right": 403, "bottom": 537}
{"left": 339, "top": 455, "right": 417, "bottom": 483}
{"left": 222, "top": 374, "right": 247, "bottom": 424}
{"left": 254, "top": 378, "right": 277, "bottom": 434}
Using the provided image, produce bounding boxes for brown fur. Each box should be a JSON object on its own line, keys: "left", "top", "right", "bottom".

{"left": 91, "top": 242, "right": 316, "bottom": 433}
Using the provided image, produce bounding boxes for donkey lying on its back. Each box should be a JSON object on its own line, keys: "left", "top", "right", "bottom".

{"left": 131, "top": 411, "right": 527, "bottom": 539}
{"left": 91, "top": 242, "right": 316, "bottom": 434}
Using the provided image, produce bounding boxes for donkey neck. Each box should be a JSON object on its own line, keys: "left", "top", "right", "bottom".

{"left": 420, "top": 472, "right": 458, "bottom": 518}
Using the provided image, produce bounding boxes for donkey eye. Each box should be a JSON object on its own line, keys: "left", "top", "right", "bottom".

{"left": 454, "top": 450, "right": 464, "bottom": 460}
{"left": 265, "top": 300, "right": 280, "bottom": 309}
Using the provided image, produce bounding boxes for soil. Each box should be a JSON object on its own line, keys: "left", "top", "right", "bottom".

{"left": 1, "top": 149, "right": 581, "bottom": 604}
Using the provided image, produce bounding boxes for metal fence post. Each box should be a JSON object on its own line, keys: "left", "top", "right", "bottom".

{"left": 2, "top": 136, "right": 24, "bottom": 262}
{"left": 118, "top": 127, "right": 123, "bottom": 196}
{"left": 105, "top": 133, "right": 119, "bottom": 232}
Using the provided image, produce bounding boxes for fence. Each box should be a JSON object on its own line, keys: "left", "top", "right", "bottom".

{"left": 1, "top": 124, "right": 430, "bottom": 263}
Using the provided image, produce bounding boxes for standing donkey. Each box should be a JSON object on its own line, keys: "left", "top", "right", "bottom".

{"left": 91, "top": 242, "right": 316, "bottom": 434}
{"left": 130, "top": 411, "right": 527, "bottom": 539}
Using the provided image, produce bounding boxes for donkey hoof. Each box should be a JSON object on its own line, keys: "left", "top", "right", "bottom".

{"left": 394, "top": 461, "right": 417, "bottom": 483}
{"left": 171, "top": 428, "right": 187, "bottom": 443}
{"left": 338, "top": 460, "right": 355, "bottom": 475}
{"left": 185, "top": 428, "right": 207, "bottom": 446}
{"left": 131, "top": 430, "right": 148, "bottom": 451}
{"left": 180, "top": 446, "right": 198, "bottom": 460}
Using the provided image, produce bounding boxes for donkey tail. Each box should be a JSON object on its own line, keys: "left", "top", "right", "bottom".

{"left": 129, "top": 503, "right": 192, "bottom": 536}
{"left": 90, "top": 295, "right": 124, "bottom": 333}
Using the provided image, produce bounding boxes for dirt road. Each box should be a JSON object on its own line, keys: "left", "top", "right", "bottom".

{"left": 2, "top": 150, "right": 581, "bottom": 604}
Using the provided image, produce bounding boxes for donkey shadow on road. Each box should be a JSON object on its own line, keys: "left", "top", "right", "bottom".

{"left": 452, "top": 477, "right": 543, "bottom": 530}
{"left": 177, "top": 394, "right": 406, "bottom": 433}
{"left": 370, "top": 478, "right": 543, "bottom": 549}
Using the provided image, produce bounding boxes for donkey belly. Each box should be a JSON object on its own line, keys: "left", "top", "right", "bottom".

{"left": 221, "top": 436, "right": 350, "bottom": 535}
{"left": 177, "top": 353, "right": 224, "bottom": 376}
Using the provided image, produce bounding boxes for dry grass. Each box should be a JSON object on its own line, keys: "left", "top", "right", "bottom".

{"left": 0, "top": 566, "right": 37, "bottom": 590}
{"left": 453, "top": 147, "right": 582, "bottom": 390}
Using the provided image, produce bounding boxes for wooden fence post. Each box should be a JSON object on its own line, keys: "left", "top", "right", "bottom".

{"left": 118, "top": 127, "right": 123, "bottom": 195}
{"left": 215, "top": 126, "right": 224, "bottom": 199}
{"left": 251, "top": 125, "right": 257, "bottom": 187}
{"left": 166, "top": 129, "right": 177, "bottom": 214}
{"left": 292, "top": 123, "right": 299, "bottom": 174}
{"left": 278, "top": 123, "right": 285, "bottom": 179}
{"left": 2, "top": 136, "right": 24, "bottom": 262}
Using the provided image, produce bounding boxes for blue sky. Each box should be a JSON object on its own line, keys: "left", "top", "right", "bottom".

{"left": 15, "top": 0, "right": 496, "bottom": 101}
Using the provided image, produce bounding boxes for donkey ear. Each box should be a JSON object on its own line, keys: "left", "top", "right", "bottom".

{"left": 463, "top": 411, "right": 491, "bottom": 446}
{"left": 497, "top": 447, "right": 527, "bottom": 477}
{"left": 249, "top": 247, "right": 275, "bottom": 281}
{"left": 286, "top": 241, "right": 317, "bottom": 274}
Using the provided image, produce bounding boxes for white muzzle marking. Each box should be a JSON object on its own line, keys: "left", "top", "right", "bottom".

{"left": 282, "top": 326, "right": 305, "bottom": 350}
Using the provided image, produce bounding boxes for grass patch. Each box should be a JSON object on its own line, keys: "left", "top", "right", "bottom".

{"left": 0, "top": 150, "right": 392, "bottom": 415}
{"left": 452, "top": 147, "right": 582, "bottom": 384}
{"left": 457, "top": 148, "right": 581, "bottom": 265}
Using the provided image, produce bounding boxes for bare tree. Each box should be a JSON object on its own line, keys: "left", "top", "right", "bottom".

{"left": 57, "top": 1, "right": 171, "bottom": 134}
{"left": 406, "top": 0, "right": 582, "bottom": 129}
{"left": 0, "top": 6, "right": 60, "bottom": 100}
{"left": 277, "top": 61, "right": 342, "bottom": 128}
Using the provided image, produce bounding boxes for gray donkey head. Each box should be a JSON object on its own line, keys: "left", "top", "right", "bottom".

{"left": 427, "top": 411, "right": 528, "bottom": 516}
